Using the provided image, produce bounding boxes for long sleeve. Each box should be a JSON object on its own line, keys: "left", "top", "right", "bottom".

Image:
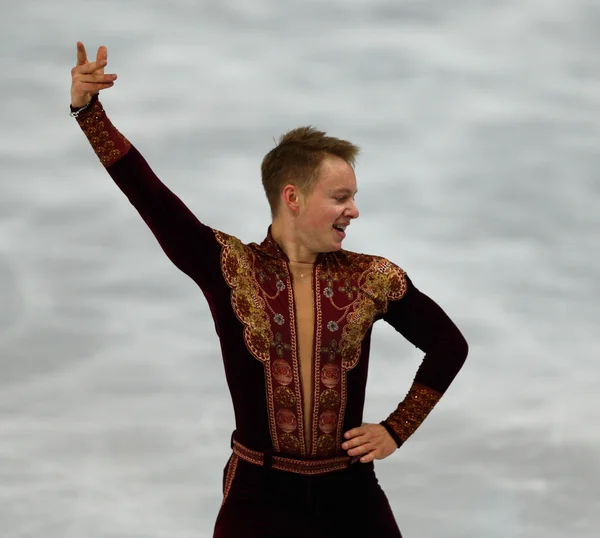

{"left": 72, "top": 95, "right": 224, "bottom": 292}
{"left": 380, "top": 275, "right": 469, "bottom": 447}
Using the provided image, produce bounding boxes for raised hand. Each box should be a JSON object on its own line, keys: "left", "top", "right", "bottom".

{"left": 70, "top": 42, "right": 117, "bottom": 108}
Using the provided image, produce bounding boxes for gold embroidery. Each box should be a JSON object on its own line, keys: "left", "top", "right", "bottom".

{"left": 214, "top": 232, "right": 272, "bottom": 362}
{"left": 310, "top": 266, "right": 325, "bottom": 454}
{"left": 384, "top": 383, "right": 442, "bottom": 443}
{"left": 312, "top": 253, "right": 406, "bottom": 456}
{"left": 339, "top": 257, "right": 407, "bottom": 370}
{"left": 316, "top": 434, "right": 336, "bottom": 455}
{"left": 76, "top": 99, "right": 131, "bottom": 167}
{"left": 286, "top": 263, "right": 307, "bottom": 456}
{"left": 221, "top": 453, "right": 239, "bottom": 507}
{"left": 274, "top": 386, "right": 296, "bottom": 407}
{"left": 232, "top": 439, "right": 356, "bottom": 475}
{"left": 320, "top": 389, "right": 340, "bottom": 408}
{"left": 215, "top": 229, "right": 409, "bottom": 458}
{"left": 280, "top": 433, "right": 302, "bottom": 452}
{"left": 215, "top": 231, "right": 282, "bottom": 450}
{"left": 271, "top": 333, "right": 291, "bottom": 357}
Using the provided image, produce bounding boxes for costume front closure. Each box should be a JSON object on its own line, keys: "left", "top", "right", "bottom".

{"left": 215, "top": 228, "right": 407, "bottom": 458}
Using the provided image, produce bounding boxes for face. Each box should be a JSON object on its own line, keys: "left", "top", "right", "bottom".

{"left": 296, "top": 156, "right": 360, "bottom": 253}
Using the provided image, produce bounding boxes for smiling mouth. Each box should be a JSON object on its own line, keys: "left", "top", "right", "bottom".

{"left": 332, "top": 225, "right": 347, "bottom": 239}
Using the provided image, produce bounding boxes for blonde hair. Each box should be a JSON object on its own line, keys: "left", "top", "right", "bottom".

{"left": 261, "top": 126, "right": 360, "bottom": 216}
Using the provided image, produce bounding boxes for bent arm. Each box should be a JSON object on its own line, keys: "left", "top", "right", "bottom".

{"left": 380, "top": 275, "right": 469, "bottom": 447}
{"left": 72, "top": 95, "right": 223, "bottom": 291}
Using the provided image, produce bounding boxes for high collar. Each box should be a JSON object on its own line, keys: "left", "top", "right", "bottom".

{"left": 257, "top": 225, "right": 329, "bottom": 265}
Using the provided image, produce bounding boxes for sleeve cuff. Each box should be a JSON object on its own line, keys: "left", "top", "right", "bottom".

{"left": 380, "top": 421, "right": 403, "bottom": 448}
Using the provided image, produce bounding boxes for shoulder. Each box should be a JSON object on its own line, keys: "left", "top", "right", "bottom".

{"left": 212, "top": 229, "right": 256, "bottom": 257}
{"left": 336, "top": 248, "right": 408, "bottom": 301}
{"left": 211, "top": 229, "right": 257, "bottom": 271}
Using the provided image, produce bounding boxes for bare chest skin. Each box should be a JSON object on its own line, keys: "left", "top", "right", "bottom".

{"left": 288, "top": 261, "right": 315, "bottom": 451}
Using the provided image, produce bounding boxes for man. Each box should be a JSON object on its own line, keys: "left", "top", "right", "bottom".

{"left": 70, "top": 42, "right": 468, "bottom": 538}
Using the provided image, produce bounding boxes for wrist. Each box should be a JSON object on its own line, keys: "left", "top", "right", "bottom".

{"left": 380, "top": 420, "right": 403, "bottom": 448}
{"left": 69, "top": 94, "right": 98, "bottom": 118}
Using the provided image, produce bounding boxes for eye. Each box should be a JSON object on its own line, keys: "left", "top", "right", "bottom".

{"left": 335, "top": 196, "right": 347, "bottom": 202}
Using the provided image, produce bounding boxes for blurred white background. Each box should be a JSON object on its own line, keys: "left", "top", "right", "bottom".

{"left": 1, "top": 0, "right": 599, "bottom": 536}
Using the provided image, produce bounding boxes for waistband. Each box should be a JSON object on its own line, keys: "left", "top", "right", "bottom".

{"left": 232, "top": 439, "right": 360, "bottom": 476}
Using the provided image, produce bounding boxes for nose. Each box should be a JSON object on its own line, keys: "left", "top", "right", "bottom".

{"left": 346, "top": 199, "right": 359, "bottom": 219}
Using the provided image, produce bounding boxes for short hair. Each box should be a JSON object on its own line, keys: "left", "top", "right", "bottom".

{"left": 261, "top": 126, "right": 360, "bottom": 216}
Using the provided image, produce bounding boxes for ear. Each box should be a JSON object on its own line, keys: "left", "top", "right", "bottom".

{"left": 281, "top": 184, "right": 302, "bottom": 213}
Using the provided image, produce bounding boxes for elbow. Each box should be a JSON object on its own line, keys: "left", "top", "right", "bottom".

{"left": 449, "top": 328, "right": 469, "bottom": 370}
{"left": 457, "top": 331, "right": 469, "bottom": 363}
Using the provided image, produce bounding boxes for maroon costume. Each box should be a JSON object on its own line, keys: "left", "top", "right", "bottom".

{"left": 72, "top": 95, "right": 468, "bottom": 538}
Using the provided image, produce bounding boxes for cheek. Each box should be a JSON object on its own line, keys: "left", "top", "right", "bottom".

{"left": 319, "top": 204, "right": 340, "bottom": 223}
{"left": 303, "top": 201, "right": 338, "bottom": 229}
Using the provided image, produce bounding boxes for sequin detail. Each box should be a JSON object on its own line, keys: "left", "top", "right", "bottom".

{"left": 383, "top": 383, "right": 442, "bottom": 443}
{"left": 75, "top": 98, "right": 131, "bottom": 167}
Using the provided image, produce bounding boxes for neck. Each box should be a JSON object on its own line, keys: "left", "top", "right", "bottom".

{"left": 270, "top": 218, "right": 317, "bottom": 264}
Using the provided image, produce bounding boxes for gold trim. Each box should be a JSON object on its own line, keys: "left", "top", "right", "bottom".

{"left": 232, "top": 440, "right": 358, "bottom": 475}
{"left": 384, "top": 383, "right": 442, "bottom": 443}
{"left": 221, "top": 453, "right": 239, "bottom": 507}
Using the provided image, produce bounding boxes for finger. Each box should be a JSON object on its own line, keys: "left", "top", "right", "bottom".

{"left": 344, "top": 436, "right": 371, "bottom": 451}
{"left": 75, "top": 81, "right": 115, "bottom": 92}
{"left": 76, "top": 42, "right": 88, "bottom": 65}
{"left": 75, "top": 73, "right": 117, "bottom": 84}
{"left": 73, "top": 60, "right": 108, "bottom": 75}
{"left": 348, "top": 442, "right": 374, "bottom": 457}
{"left": 96, "top": 46, "right": 107, "bottom": 66}
{"left": 344, "top": 427, "right": 365, "bottom": 440}
{"left": 342, "top": 434, "right": 371, "bottom": 450}
{"left": 359, "top": 450, "right": 378, "bottom": 464}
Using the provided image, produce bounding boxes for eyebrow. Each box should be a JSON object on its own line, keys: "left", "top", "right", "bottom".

{"left": 332, "top": 188, "right": 358, "bottom": 195}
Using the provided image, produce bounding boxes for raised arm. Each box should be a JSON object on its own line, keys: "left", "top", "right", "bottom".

{"left": 70, "top": 43, "right": 223, "bottom": 291}
{"left": 379, "top": 275, "right": 469, "bottom": 447}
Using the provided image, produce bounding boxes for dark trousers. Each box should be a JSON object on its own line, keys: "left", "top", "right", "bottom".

{"left": 213, "top": 456, "right": 402, "bottom": 538}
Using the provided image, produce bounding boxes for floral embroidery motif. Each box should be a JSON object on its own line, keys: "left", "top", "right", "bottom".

{"left": 323, "top": 287, "right": 334, "bottom": 298}
{"left": 280, "top": 433, "right": 302, "bottom": 453}
{"left": 274, "top": 313, "right": 285, "bottom": 325}
{"left": 275, "top": 386, "right": 296, "bottom": 407}
{"left": 338, "top": 258, "right": 407, "bottom": 371}
{"left": 339, "top": 279, "right": 358, "bottom": 299}
{"left": 276, "top": 280, "right": 286, "bottom": 291}
{"left": 327, "top": 321, "right": 339, "bottom": 332}
{"left": 321, "top": 340, "right": 340, "bottom": 362}
{"left": 214, "top": 232, "right": 273, "bottom": 362}
{"left": 271, "top": 333, "right": 291, "bottom": 358}
{"left": 215, "top": 231, "right": 300, "bottom": 453}
{"left": 320, "top": 389, "right": 341, "bottom": 408}
{"left": 316, "top": 434, "right": 336, "bottom": 455}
